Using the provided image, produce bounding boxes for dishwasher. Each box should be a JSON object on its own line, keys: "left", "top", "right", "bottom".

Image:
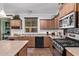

{"left": 35, "top": 36, "right": 44, "bottom": 48}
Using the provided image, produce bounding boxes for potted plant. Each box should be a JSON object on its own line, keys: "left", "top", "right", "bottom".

{"left": 13, "top": 15, "right": 21, "bottom": 20}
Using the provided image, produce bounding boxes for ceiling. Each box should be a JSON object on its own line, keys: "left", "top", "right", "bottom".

{"left": 0, "top": 3, "right": 59, "bottom": 15}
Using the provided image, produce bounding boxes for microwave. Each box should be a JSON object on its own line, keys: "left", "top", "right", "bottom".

{"left": 59, "top": 12, "right": 75, "bottom": 28}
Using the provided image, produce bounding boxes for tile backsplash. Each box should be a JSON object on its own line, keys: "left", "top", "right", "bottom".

{"left": 66, "top": 28, "right": 79, "bottom": 34}
{"left": 66, "top": 28, "right": 79, "bottom": 41}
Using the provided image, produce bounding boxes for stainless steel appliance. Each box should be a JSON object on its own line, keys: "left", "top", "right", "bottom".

{"left": 35, "top": 36, "right": 44, "bottom": 48}
{"left": 53, "top": 37, "right": 79, "bottom": 56}
{"left": 59, "top": 12, "right": 75, "bottom": 28}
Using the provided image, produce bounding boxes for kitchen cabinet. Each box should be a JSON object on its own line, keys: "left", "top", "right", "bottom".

{"left": 10, "top": 20, "right": 22, "bottom": 29}
{"left": 58, "top": 3, "right": 79, "bottom": 28}
{"left": 0, "top": 40, "right": 28, "bottom": 56}
{"left": 47, "top": 20, "right": 52, "bottom": 29}
{"left": 18, "top": 44, "right": 27, "bottom": 56}
{"left": 40, "top": 19, "right": 52, "bottom": 30}
{"left": 44, "top": 36, "right": 50, "bottom": 48}
{"left": 8, "top": 35, "right": 50, "bottom": 48}
{"left": 51, "top": 14, "right": 59, "bottom": 29}
{"left": 59, "top": 3, "right": 76, "bottom": 18}
{"left": 51, "top": 19, "right": 55, "bottom": 29}
{"left": 27, "top": 36, "right": 35, "bottom": 48}
{"left": 54, "top": 17, "right": 59, "bottom": 29}
{"left": 40, "top": 19, "right": 47, "bottom": 29}
{"left": 48, "top": 37, "right": 53, "bottom": 54}
{"left": 8, "top": 36, "right": 35, "bottom": 48}
{"left": 66, "top": 50, "right": 73, "bottom": 56}
{"left": 59, "top": 12, "right": 75, "bottom": 28}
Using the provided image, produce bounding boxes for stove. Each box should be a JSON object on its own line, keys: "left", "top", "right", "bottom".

{"left": 53, "top": 37, "right": 79, "bottom": 56}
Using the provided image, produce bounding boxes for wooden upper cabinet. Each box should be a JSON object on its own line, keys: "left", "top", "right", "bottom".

{"left": 51, "top": 19, "right": 55, "bottom": 29}
{"left": 59, "top": 3, "right": 76, "bottom": 18}
{"left": 54, "top": 16, "right": 59, "bottom": 29}
{"left": 77, "top": 4, "right": 79, "bottom": 11}
{"left": 47, "top": 20, "right": 52, "bottom": 29}
{"left": 40, "top": 19, "right": 47, "bottom": 29}
{"left": 51, "top": 15, "right": 59, "bottom": 29}
{"left": 10, "top": 20, "right": 22, "bottom": 29}
{"left": 40, "top": 19, "right": 52, "bottom": 30}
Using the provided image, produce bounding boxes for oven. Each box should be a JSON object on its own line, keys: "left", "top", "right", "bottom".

{"left": 53, "top": 37, "right": 79, "bottom": 56}
{"left": 53, "top": 40, "right": 65, "bottom": 56}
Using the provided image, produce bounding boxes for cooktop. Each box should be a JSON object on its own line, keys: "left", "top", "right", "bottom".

{"left": 53, "top": 37, "right": 79, "bottom": 47}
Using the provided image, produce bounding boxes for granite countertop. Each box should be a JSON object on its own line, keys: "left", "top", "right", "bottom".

{"left": 48, "top": 35, "right": 62, "bottom": 39}
{"left": 66, "top": 47, "right": 79, "bottom": 56}
{"left": 0, "top": 40, "right": 28, "bottom": 56}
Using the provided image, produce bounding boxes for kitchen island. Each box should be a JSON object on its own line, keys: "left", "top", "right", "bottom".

{"left": 0, "top": 40, "right": 28, "bottom": 56}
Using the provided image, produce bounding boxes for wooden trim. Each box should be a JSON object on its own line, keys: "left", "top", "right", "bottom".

{"left": 60, "top": 11, "right": 74, "bottom": 19}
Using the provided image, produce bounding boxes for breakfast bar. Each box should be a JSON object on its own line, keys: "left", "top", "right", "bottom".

{"left": 0, "top": 40, "right": 28, "bottom": 56}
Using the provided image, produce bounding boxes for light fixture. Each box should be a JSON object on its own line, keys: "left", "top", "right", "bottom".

{"left": 27, "top": 10, "right": 32, "bottom": 15}
{"left": 0, "top": 9, "right": 7, "bottom": 17}
{"left": 0, "top": 3, "right": 7, "bottom": 18}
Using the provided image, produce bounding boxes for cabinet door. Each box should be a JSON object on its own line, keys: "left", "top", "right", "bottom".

{"left": 40, "top": 19, "right": 52, "bottom": 30}
{"left": 52, "top": 19, "right": 55, "bottom": 29}
{"left": 54, "top": 18, "right": 59, "bottom": 28}
{"left": 10, "top": 20, "right": 21, "bottom": 29}
{"left": 47, "top": 20, "right": 52, "bottom": 29}
{"left": 59, "top": 3, "right": 75, "bottom": 18}
{"left": 44, "top": 37, "right": 50, "bottom": 48}
{"left": 18, "top": 45, "right": 27, "bottom": 56}
{"left": 27, "top": 36, "right": 35, "bottom": 48}
{"left": 49, "top": 37, "right": 53, "bottom": 54}
{"left": 40, "top": 19, "right": 47, "bottom": 29}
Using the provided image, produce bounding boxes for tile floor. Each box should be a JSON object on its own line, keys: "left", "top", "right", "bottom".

{"left": 27, "top": 48, "right": 52, "bottom": 56}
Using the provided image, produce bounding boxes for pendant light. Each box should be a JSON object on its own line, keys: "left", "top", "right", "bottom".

{"left": 0, "top": 9, "right": 7, "bottom": 17}
{"left": 0, "top": 3, "right": 7, "bottom": 18}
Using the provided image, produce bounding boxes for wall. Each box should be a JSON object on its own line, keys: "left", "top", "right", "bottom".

{"left": 10, "top": 14, "right": 64, "bottom": 36}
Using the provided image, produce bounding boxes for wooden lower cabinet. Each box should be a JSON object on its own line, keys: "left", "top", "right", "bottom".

{"left": 49, "top": 37, "right": 53, "bottom": 54}
{"left": 66, "top": 50, "right": 73, "bottom": 56}
{"left": 18, "top": 44, "right": 27, "bottom": 56}
{"left": 27, "top": 36, "right": 35, "bottom": 48}
{"left": 15, "top": 44, "right": 27, "bottom": 56}
{"left": 8, "top": 36, "right": 35, "bottom": 48}
{"left": 8, "top": 36, "right": 51, "bottom": 48}
{"left": 44, "top": 37, "right": 50, "bottom": 48}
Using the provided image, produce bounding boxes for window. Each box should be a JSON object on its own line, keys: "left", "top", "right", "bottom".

{"left": 24, "top": 17, "right": 38, "bottom": 32}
